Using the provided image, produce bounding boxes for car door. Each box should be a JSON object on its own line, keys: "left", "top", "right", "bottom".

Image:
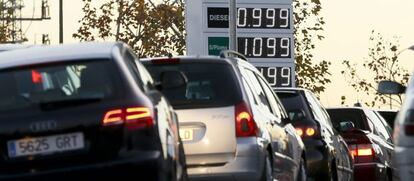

{"left": 366, "top": 110, "right": 394, "bottom": 172}
{"left": 304, "top": 91, "right": 353, "bottom": 180}
{"left": 250, "top": 69, "right": 299, "bottom": 179}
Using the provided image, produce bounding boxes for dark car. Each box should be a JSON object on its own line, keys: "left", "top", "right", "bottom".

{"left": 141, "top": 52, "right": 306, "bottom": 181}
{"left": 275, "top": 88, "right": 353, "bottom": 181}
{"left": 327, "top": 107, "right": 394, "bottom": 181}
{"left": 377, "top": 110, "right": 398, "bottom": 129}
{"left": 0, "top": 42, "right": 187, "bottom": 180}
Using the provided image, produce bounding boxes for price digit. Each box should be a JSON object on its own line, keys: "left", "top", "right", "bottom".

{"left": 281, "top": 67, "right": 291, "bottom": 86}
{"left": 266, "top": 9, "right": 275, "bottom": 28}
{"left": 237, "top": 8, "right": 247, "bottom": 27}
{"left": 253, "top": 38, "right": 262, "bottom": 57}
{"left": 280, "top": 38, "right": 290, "bottom": 57}
{"left": 280, "top": 9, "right": 289, "bottom": 28}
{"left": 267, "top": 67, "right": 277, "bottom": 86}
{"left": 252, "top": 8, "right": 262, "bottom": 27}
{"left": 267, "top": 38, "right": 276, "bottom": 57}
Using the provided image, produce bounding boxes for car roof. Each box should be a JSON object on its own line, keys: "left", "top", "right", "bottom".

{"left": 140, "top": 55, "right": 238, "bottom": 65}
{"left": 326, "top": 107, "right": 366, "bottom": 111}
{"left": 0, "top": 42, "right": 121, "bottom": 70}
{"left": 0, "top": 44, "right": 34, "bottom": 52}
{"left": 274, "top": 87, "right": 309, "bottom": 93}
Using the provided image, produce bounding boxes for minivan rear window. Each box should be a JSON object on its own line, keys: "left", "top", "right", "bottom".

{"left": 326, "top": 109, "right": 368, "bottom": 130}
{"left": 145, "top": 62, "right": 241, "bottom": 109}
{"left": 0, "top": 59, "right": 120, "bottom": 112}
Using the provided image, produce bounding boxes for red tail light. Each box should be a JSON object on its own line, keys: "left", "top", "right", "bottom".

{"left": 349, "top": 144, "right": 375, "bottom": 163}
{"left": 295, "top": 126, "right": 318, "bottom": 138}
{"left": 235, "top": 102, "right": 258, "bottom": 137}
{"left": 103, "top": 107, "right": 154, "bottom": 130}
{"left": 31, "top": 70, "right": 42, "bottom": 84}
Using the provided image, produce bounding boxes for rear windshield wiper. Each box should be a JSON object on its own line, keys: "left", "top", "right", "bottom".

{"left": 39, "top": 98, "right": 103, "bottom": 111}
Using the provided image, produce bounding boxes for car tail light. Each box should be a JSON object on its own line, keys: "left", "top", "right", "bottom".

{"left": 349, "top": 144, "right": 375, "bottom": 163}
{"left": 235, "top": 102, "right": 258, "bottom": 137}
{"left": 151, "top": 58, "right": 180, "bottom": 64}
{"left": 103, "top": 107, "right": 154, "bottom": 130}
{"left": 295, "top": 126, "right": 318, "bottom": 138}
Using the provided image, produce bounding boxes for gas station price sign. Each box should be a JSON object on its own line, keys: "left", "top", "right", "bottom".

{"left": 186, "top": 0, "right": 295, "bottom": 88}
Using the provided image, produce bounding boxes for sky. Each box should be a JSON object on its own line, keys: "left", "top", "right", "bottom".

{"left": 18, "top": 0, "right": 414, "bottom": 109}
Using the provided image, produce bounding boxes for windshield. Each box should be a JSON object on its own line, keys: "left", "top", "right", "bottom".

{"left": 0, "top": 59, "right": 120, "bottom": 112}
{"left": 144, "top": 62, "right": 242, "bottom": 109}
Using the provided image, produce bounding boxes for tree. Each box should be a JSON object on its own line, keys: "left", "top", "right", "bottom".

{"left": 341, "top": 30, "right": 410, "bottom": 108}
{"left": 73, "top": 0, "right": 185, "bottom": 57}
{"left": 293, "top": 0, "right": 331, "bottom": 95}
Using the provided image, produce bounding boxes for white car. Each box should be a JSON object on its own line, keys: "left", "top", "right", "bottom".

{"left": 378, "top": 80, "right": 414, "bottom": 181}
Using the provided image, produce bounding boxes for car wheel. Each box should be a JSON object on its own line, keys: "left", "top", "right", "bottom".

{"left": 260, "top": 151, "right": 274, "bottom": 181}
{"left": 297, "top": 157, "right": 307, "bottom": 181}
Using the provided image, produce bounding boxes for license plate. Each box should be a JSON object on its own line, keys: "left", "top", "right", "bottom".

{"left": 179, "top": 128, "right": 194, "bottom": 141}
{"left": 7, "top": 132, "right": 84, "bottom": 158}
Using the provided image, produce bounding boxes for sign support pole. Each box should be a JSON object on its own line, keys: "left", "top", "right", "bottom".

{"left": 229, "top": 0, "right": 237, "bottom": 51}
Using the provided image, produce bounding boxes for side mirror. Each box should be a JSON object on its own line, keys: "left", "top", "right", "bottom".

{"left": 378, "top": 81, "right": 406, "bottom": 95}
{"left": 158, "top": 71, "right": 188, "bottom": 90}
{"left": 339, "top": 121, "right": 355, "bottom": 132}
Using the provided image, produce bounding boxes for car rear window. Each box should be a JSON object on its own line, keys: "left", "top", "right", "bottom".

{"left": 0, "top": 59, "right": 121, "bottom": 112}
{"left": 144, "top": 62, "right": 241, "bottom": 109}
{"left": 326, "top": 109, "right": 368, "bottom": 130}
{"left": 276, "top": 92, "right": 313, "bottom": 122}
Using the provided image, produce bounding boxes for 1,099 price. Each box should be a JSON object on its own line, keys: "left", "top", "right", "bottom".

{"left": 238, "top": 37, "right": 291, "bottom": 58}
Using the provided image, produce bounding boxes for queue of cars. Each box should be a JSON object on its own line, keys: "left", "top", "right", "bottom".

{"left": 0, "top": 42, "right": 401, "bottom": 181}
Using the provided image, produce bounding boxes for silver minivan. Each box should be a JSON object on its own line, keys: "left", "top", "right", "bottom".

{"left": 379, "top": 80, "right": 414, "bottom": 181}
{"left": 141, "top": 54, "right": 306, "bottom": 181}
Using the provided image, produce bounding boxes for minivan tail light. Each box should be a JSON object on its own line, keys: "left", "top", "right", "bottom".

{"left": 103, "top": 107, "right": 154, "bottom": 130}
{"left": 235, "top": 102, "right": 258, "bottom": 137}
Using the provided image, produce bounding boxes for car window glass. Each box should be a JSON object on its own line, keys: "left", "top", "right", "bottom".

{"left": 305, "top": 91, "right": 333, "bottom": 128}
{"left": 243, "top": 68, "right": 273, "bottom": 114}
{"left": 124, "top": 50, "right": 144, "bottom": 90}
{"left": 0, "top": 59, "right": 121, "bottom": 112}
{"left": 242, "top": 78, "right": 258, "bottom": 106}
{"left": 367, "top": 110, "right": 391, "bottom": 141}
{"left": 256, "top": 74, "right": 281, "bottom": 119}
{"left": 145, "top": 63, "right": 241, "bottom": 109}
{"left": 374, "top": 111, "right": 393, "bottom": 138}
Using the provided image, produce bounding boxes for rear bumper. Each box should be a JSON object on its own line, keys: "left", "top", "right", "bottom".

{"left": 0, "top": 150, "right": 162, "bottom": 180}
{"left": 187, "top": 137, "right": 265, "bottom": 181}
{"left": 353, "top": 162, "right": 387, "bottom": 181}
{"left": 303, "top": 139, "right": 330, "bottom": 179}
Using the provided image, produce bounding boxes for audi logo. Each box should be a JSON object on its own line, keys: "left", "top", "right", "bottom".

{"left": 29, "top": 120, "right": 58, "bottom": 132}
